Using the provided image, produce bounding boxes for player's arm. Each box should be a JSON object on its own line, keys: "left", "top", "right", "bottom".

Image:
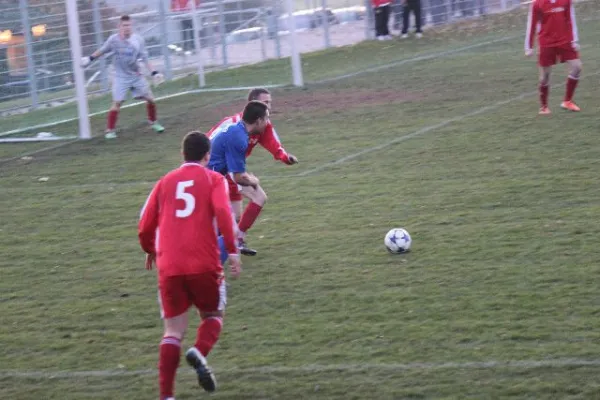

{"left": 259, "top": 124, "right": 298, "bottom": 165}
{"left": 137, "top": 36, "right": 163, "bottom": 84}
{"left": 567, "top": 0, "right": 580, "bottom": 50}
{"left": 524, "top": 0, "right": 539, "bottom": 55}
{"left": 138, "top": 180, "right": 161, "bottom": 255}
{"left": 226, "top": 135, "right": 260, "bottom": 187}
{"left": 82, "top": 35, "right": 114, "bottom": 66}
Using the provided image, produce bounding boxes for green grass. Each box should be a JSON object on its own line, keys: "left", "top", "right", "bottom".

{"left": 2, "top": 3, "right": 600, "bottom": 399}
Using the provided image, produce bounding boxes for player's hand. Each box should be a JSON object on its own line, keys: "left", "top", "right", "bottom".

{"left": 524, "top": 49, "right": 534, "bottom": 57}
{"left": 151, "top": 71, "right": 165, "bottom": 86}
{"left": 287, "top": 154, "right": 299, "bottom": 165}
{"left": 145, "top": 253, "right": 156, "bottom": 270}
{"left": 572, "top": 42, "right": 580, "bottom": 51}
{"left": 228, "top": 254, "right": 242, "bottom": 279}
{"left": 81, "top": 56, "right": 92, "bottom": 67}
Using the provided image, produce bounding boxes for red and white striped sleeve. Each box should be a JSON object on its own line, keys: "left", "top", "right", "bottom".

{"left": 568, "top": 0, "right": 579, "bottom": 44}
{"left": 524, "top": 0, "right": 539, "bottom": 52}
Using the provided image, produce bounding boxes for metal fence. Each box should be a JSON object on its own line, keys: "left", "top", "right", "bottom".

{"left": 0, "top": 0, "right": 521, "bottom": 137}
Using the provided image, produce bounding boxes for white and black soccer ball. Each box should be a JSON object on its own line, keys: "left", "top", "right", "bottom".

{"left": 384, "top": 228, "right": 412, "bottom": 254}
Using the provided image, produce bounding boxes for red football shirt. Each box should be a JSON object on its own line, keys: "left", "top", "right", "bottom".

{"left": 525, "top": 0, "right": 578, "bottom": 51}
{"left": 138, "top": 163, "right": 238, "bottom": 277}
{"left": 206, "top": 113, "right": 292, "bottom": 164}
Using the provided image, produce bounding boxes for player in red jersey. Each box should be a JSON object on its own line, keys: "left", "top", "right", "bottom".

{"left": 525, "top": 0, "right": 582, "bottom": 115}
{"left": 206, "top": 88, "right": 299, "bottom": 256}
{"left": 138, "top": 131, "right": 241, "bottom": 399}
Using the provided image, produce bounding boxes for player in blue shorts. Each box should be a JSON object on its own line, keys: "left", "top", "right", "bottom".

{"left": 81, "top": 15, "right": 165, "bottom": 139}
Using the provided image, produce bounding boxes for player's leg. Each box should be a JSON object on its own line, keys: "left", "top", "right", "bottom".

{"left": 538, "top": 66, "right": 552, "bottom": 114}
{"left": 185, "top": 272, "right": 226, "bottom": 393}
{"left": 106, "top": 80, "right": 128, "bottom": 139}
{"left": 226, "top": 174, "right": 243, "bottom": 222}
{"left": 105, "top": 101, "right": 124, "bottom": 139}
{"left": 237, "top": 184, "right": 268, "bottom": 256}
{"left": 133, "top": 77, "right": 165, "bottom": 133}
{"left": 561, "top": 49, "right": 582, "bottom": 111}
{"left": 157, "top": 276, "right": 191, "bottom": 400}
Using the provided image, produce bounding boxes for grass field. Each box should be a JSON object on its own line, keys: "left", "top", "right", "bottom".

{"left": 2, "top": 3, "right": 600, "bottom": 399}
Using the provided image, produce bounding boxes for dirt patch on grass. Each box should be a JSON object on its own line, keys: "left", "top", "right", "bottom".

{"left": 206, "top": 88, "right": 425, "bottom": 119}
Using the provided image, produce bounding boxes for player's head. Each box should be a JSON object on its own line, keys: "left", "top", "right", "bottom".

{"left": 119, "top": 15, "right": 132, "bottom": 38}
{"left": 248, "top": 88, "right": 272, "bottom": 111}
{"left": 182, "top": 131, "right": 211, "bottom": 165}
{"left": 242, "top": 100, "right": 269, "bottom": 135}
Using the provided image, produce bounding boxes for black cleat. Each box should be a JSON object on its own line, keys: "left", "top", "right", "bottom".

{"left": 185, "top": 347, "right": 217, "bottom": 393}
{"left": 238, "top": 239, "right": 257, "bottom": 256}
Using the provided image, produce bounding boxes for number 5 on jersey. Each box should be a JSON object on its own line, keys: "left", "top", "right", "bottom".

{"left": 176, "top": 180, "right": 195, "bottom": 218}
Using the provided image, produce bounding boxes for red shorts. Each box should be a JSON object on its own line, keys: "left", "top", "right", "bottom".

{"left": 226, "top": 174, "right": 243, "bottom": 202}
{"left": 538, "top": 44, "right": 579, "bottom": 67}
{"left": 158, "top": 271, "right": 226, "bottom": 319}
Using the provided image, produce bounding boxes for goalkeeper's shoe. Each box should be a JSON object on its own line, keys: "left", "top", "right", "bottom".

{"left": 560, "top": 101, "right": 580, "bottom": 112}
{"left": 105, "top": 131, "right": 118, "bottom": 139}
{"left": 151, "top": 122, "right": 165, "bottom": 133}
{"left": 185, "top": 347, "right": 217, "bottom": 393}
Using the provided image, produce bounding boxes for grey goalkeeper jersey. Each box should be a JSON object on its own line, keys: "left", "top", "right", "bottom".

{"left": 98, "top": 33, "right": 149, "bottom": 78}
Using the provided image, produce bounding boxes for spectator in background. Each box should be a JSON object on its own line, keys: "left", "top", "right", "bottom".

{"left": 401, "top": 0, "right": 423, "bottom": 38}
{"left": 372, "top": 0, "right": 392, "bottom": 41}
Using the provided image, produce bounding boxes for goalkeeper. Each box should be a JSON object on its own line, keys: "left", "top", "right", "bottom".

{"left": 81, "top": 15, "right": 165, "bottom": 139}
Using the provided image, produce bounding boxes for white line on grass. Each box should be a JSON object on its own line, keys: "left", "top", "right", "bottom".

{"left": 311, "top": 36, "right": 518, "bottom": 85}
{"left": 6, "top": 69, "right": 598, "bottom": 194}
{"left": 2, "top": 358, "right": 600, "bottom": 379}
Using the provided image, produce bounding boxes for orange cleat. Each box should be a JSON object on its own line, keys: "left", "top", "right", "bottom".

{"left": 560, "top": 101, "right": 580, "bottom": 112}
{"left": 539, "top": 106, "right": 551, "bottom": 115}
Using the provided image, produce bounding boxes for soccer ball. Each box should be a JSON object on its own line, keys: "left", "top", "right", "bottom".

{"left": 384, "top": 228, "right": 412, "bottom": 254}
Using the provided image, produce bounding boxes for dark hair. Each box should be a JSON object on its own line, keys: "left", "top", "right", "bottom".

{"left": 120, "top": 15, "right": 131, "bottom": 22}
{"left": 247, "top": 88, "right": 270, "bottom": 101}
{"left": 242, "top": 100, "right": 269, "bottom": 124}
{"left": 182, "top": 131, "right": 210, "bottom": 162}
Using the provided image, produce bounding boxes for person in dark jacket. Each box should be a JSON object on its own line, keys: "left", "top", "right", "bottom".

{"left": 371, "top": 0, "right": 392, "bottom": 40}
{"left": 401, "top": 0, "right": 423, "bottom": 38}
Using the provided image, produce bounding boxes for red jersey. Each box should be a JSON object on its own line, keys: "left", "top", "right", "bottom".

{"left": 371, "top": 0, "right": 391, "bottom": 7}
{"left": 206, "top": 113, "right": 293, "bottom": 165}
{"left": 138, "top": 163, "right": 238, "bottom": 277}
{"left": 525, "top": 0, "right": 578, "bottom": 51}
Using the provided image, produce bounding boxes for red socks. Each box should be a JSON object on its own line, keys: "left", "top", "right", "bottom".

{"left": 238, "top": 202, "right": 263, "bottom": 235}
{"left": 107, "top": 109, "right": 119, "bottom": 131}
{"left": 564, "top": 76, "right": 579, "bottom": 102}
{"left": 159, "top": 336, "right": 181, "bottom": 399}
{"left": 539, "top": 83, "right": 549, "bottom": 108}
{"left": 147, "top": 101, "right": 157, "bottom": 123}
{"left": 195, "top": 317, "right": 223, "bottom": 357}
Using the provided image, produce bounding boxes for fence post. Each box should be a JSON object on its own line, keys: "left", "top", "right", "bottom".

{"left": 19, "top": 0, "right": 38, "bottom": 109}
{"left": 65, "top": 0, "right": 92, "bottom": 139}
{"left": 321, "top": 0, "right": 330, "bottom": 49}
{"left": 273, "top": 4, "right": 281, "bottom": 59}
{"left": 285, "top": 0, "right": 303, "bottom": 86}
{"left": 92, "top": 0, "right": 109, "bottom": 91}
{"left": 218, "top": 0, "right": 228, "bottom": 68}
{"left": 189, "top": 0, "right": 206, "bottom": 87}
{"left": 260, "top": 8, "right": 268, "bottom": 61}
{"left": 365, "top": 0, "right": 374, "bottom": 40}
{"left": 157, "top": 0, "right": 173, "bottom": 80}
